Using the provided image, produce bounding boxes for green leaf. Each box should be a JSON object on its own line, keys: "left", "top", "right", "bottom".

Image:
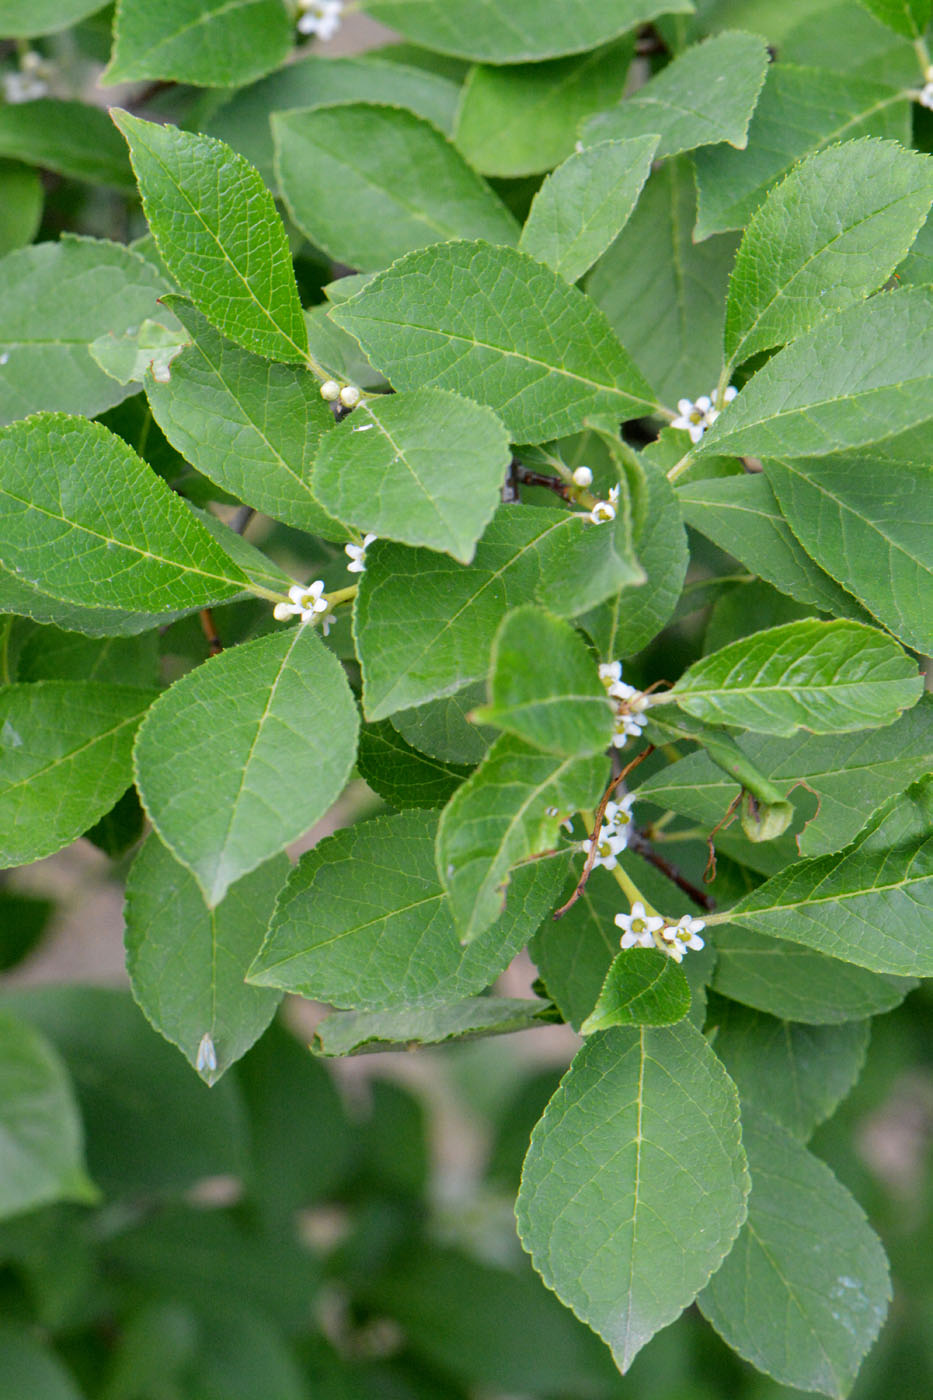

{"left": 0, "top": 99, "right": 134, "bottom": 189}
{"left": 783, "top": 2, "right": 920, "bottom": 86}
{"left": 587, "top": 156, "right": 739, "bottom": 405}
{"left": 678, "top": 474, "right": 872, "bottom": 620}
{"left": 436, "top": 734, "right": 607, "bottom": 941}
{"left": 534, "top": 498, "right": 645, "bottom": 617}
{"left": 707, "top": 995, "right": 870, "bottom": 1140}
{"left": 313, "top": 995, "right": 553, "bottom": 1056}
{"left": 0, "top": 682, "right": 154, "bottom": 868}
{"left": 112, "top": 111, "right": 309, "bottom": 365}
{"left": 0, "top": 161, "right": 41, "bottom": 258}
{"left": 518, "top": 136, "right": 658, "bottom": 284}
{"left": 0, "top": 566, "right": 182, "bottom": 639}
{"left": 856, "top": 0, "right": 931, "bottom": 37}
{"left": 725, "top": 776, "right": 933, "bottom": 975}
{"left": 313, "top": 388, "right": 511, "bottom": 561}
{"left": 765, "top": 453, "right": 933, "bottom": 655}
{"left": 125, "top": 836, "right": 286, "bottom": 1083}
{"left": 249, "top": 809, "right": 570, "bottom": 1009}
{"left": 89, "top": 317, "right": 188, "bottom": 387}
{"left": 275, "top": 103, "right": 519, "bottom": 272}
{"left": 104, "top": 0, "right": 292, "bottom": 87}
{"left": 472, "top": 605, "right": 614, "bottom": 756}
{"left": 145, "top": 298, "right": 344, "bottom": 538}
{"left": 16, "top": 623, "right": 158, "bottom": 688}
{"left": 581, "top": 32, "right": 769, "bottom": 159}
{"left": 712, "top": 927, "right": 916, "bottom": 1023}
{"left": 516, "top": 1023, "right": 749, "bottom": 1372}
{"left": 0, "top": 1012, "right": 95, "bottom": 1219}
{"left": 0, "top": 1321, "right": 84, "bottom": 1400}
{"left": 356, "top": 720, "right": 471, "bottom": 809}
{"left": 698, "top": 1108, "right": 889, "bottom": 1398}
{"left": 391, "top": 681, "right": 496, "bottom": 764}
{"left": 725, "top": 138, "right": 933, "bottom": 368}
{"left": 663, "top": 619, "right": 922, "bottom": 736}
{"left": 531, "top": 867, "right": 622, "bottom": 1030}
{"left": 330, "top": 240, "right": 658, "bottom": 443}
{"left": 694, "top": 66, "right": 909, "bottom": 240}
{"left": 581, "top": 949, "right": 691, "bottom": 1032}
{"left": 0, "top": 0, "right": 104, "bottom": 35}
{"left": 0, "top": 414, "right": 249, "bottom": 614}
{"left": 453, "top": 41, "right": 632, "bottom": 178}
{"left": 134, "top": 626, "right": 359, "bottom": 907}
{"left": 362, "top": 0, "right": 692, "bottom": 63}
{"left": 0, "top": 235, "right": 168, "bottom": 424}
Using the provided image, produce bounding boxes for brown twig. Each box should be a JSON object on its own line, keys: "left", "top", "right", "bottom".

{"left": 703, "top": 791, "right": 743, "bottom": 883}
{"left": 513, "top": 464, "right": 573, "bottom": 500}
{"left": 230, "top": 505, "right": 255, "bottom": 536}
{"left": 199, "top": 609, "right": 222, "bottom": 656}
{"left": 553, "top": 746, "right": 655, "bottom": 919}
{"left": 628, "top": 830, "right": 716, "bottom": 912}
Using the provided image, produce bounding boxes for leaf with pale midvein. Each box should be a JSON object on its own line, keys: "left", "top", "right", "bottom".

{"left": 516, "top": 1023, "right": 749, "bottom": 1372}
{"left": 519, "top": 137, "right": 657, "bottom": 284}
{"left": 0, "top": 681, "right": 155, "bottom": 869}
{"left": 355, "top": 505, "right": 568, "bottom": 721}
{"left": 723, "top": 777, "right": 933, "bottom": 975}
{"left": 706, "top": 996, "right": 869, "bottom": 1140}
{"left": 472, "top": 606, "right": 614, "bottom": 757}
{"left": 274, "top": 103, "right": 519, "bottom": 273}
{"left": 637, "top": 695, "right": 933, "bottom": 858}
{"left": 765, "top": 453, "right": 933, "bottom": 654}
{"left": 313, "top": 996, "right": 552, "bottom": 1057}
{"left": 145, "top": 298, "right": 344, "bottom": 538}
{"left": 134, "top": 627, "right": 359, "bottom": 908}
{"left": 436, "top": 735, "right": 607, "bottom": 942}
{"left": 856, "top": 0, "right": 931, "bottom": 38}
{"left": 581, "top": 32, "right": 769, "bottom": 159}
{"left": 124, "top": 836, "right": 285, "bottom": 1084}
{"left": 312, "top": 388, "right": 511, "bottom": 562}
{"left": 104, "top": 0, "right": 292, "bottom": 88}
{"left": 724, "top": 139, "right": 933, "bottom": 368}
{"left": 111, "top": 111, "right": 308, "bottom": 365}
{"left": 0, "top": 414, "right": 249, "bottom": 614}
{"left": 677, "top": 475, "right": 871, "bottom": 620}
{"left": 329, "top": 241, "right": 658, "bottom": 443}
{"left": 663, "top": 619, "right": 921, "bottom": 736}
{"left": 0, "top": 235, "right": 169, "bottom": 424}
{"left": 249, "top": 810, "right": 571, "bottom": 1009}
{"left": 581, "top": 950, "right": 691, "bottom": 1033}
{"left": 0, "top": 1012, "right": 96, "bottom": 1219}
{"left": 361, "top": 0, "right": 693, "bottom": 63}
{"left": 698, "top": 1108, "right": 889, "bottom": 1398}
{"left": 694, "top": 66, "right": 910, "bottom": 240}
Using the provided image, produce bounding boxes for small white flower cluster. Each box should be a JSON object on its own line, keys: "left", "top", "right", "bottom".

{"left": 588, "top": 484, "right": 619, "bottom": 525}
{"left": 3, "top": 51, "right": 49, "bottom": 103}
{"left": 599, "top": 660, "right": 649, "bottom": 748}
{"left": 345, "top": 533, "right": 377, "bottom": 573}
{"left": 320, "top": 379, "right": 361, "bottom": 409}
{"left": 582, "top": 793, "right": 636, "bottom": 870}
{"left": 671, "top": 385, "right": 737, "bottom": 445}
{"left": 274, "top": 581, "right": 330, "bottom": 625}
{"left": 296, "top": 0, "right": 343, "bottom": 40}
{"left": 615, "top": 903, "right": 706, "bottom": 962}
{"left": 919, "top": 66, "right": 933, "bottom": 109}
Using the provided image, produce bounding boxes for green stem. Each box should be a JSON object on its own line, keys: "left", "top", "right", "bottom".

{"left": 325, "top": 583, "right": 358, "bottom": 609}
{"left": 914, "top": 35, "right": 931, "bottom": 77}
{"left": 609, "top": 862, "right": 661, "bottom": 919}
{"left": 667, "top": 449, "right": 695, "bottom": 483}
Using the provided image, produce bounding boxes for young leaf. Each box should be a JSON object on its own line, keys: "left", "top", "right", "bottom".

{"left": 356, "top": 721, "right": 471, "bottom": 809}
{"left": 330, "top": 241, "right": 658, "bottom": 443}
{"left": 472, "top": 606, "right": 614, "bottom": 757}
{"left": 724, "top": 776, "right": 933, "bottom": 975}
{"left": 856, "top": 0, "right": 932, "bottom": 38}
{"left": 274, "top": 103, "right": 519, "bottom": 272}
{"left": 124, "top": 836, "right": 285, "bottom": 1084}
{"left": 0, "top": 100, "right": 134, "bottom": 190}
{"left": 111, "top": 112, "right": 309, "bottom": 365}
{"left": 516, "top": 1023, "right": 749, "bottom": 1372}
{"left": 313, "top": 996, "right": 552, "bottom": 1057}
{"left": 581, "top": 32, "right": 769, "bottom": 159}
{"left": 453, "top": 42, "right": 632, "bottom": 177}
{"left": 0, "top": 235, "right": 168, "bottom": 424}
{"left": 580, "top": 949, "right": 691, "bottom": 1032}
{"left": 694, "top": 66, "right": 910, "bottom": 240}
{"left": 249, "top": 810, "right": 570, "bottom": 1010}
{"left": 134, "top": 626, "right": 359, "bottom": 907}
{"left": 765, "top": 453, "right": 933, "bottom": 655}
{"left": 0, "top": 414, "right": 249, "bottom": 614}
{"left": 312, "top": 389, "right": 511, "bottom": 562}
{"left": 0, "top": 1012, "right": 95, "bottom": 1219}
{"left": 145, "top": 298, "right": 344, "bottom": 538}
{"left": 663, "top": 619, "right": 922, "bottom": 736}
{"left": 361, "top": 0, "right": 692, "bottom": 64}
{"left": 698, "top": 1108, "right": 889, "bottom": 1398}
{"left": 518, "top": 136, "right": 658, "bottom": 285}
{"left": 725, "top": 138, "right": 933, "bottom": 368}
{"left": 0, "top": 681, "right": 155, "bottom": 868}
{"left": 436, "top": 734, "right": 607, "bottom": 942}
{"left": 104, "top": 0, "right": 292, "bottom": 88}
{"left": 707, "top": 996, "right": 870, "bottom": 1140}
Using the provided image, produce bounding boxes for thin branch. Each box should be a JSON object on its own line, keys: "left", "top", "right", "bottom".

{"left": 627, "top": 830, "right": 716, "bottom": 912}
{"left": 229, "top": 505, "right": 255, "bottom": 536}
{"left": 513, "top": 464, "right": 573, "bottom": 500}
{"left": 199, "top": 608, "right": 222, "bottom": 657}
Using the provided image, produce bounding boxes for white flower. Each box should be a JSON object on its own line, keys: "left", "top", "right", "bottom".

{"left": 320, "top": 379, "right": 341, "bottom": 401}
{"left": 273, "top": 580, "right": 329, "bottom": 624}
{"left": 660, "top": 914, "right": 706, "bottom": 962}
{"left": 611, "top": 710, "right": 648, "bottom": 748}
{"left": 919, "top": 81, "right": 933, "bottom": 111}
{"left": 615, "top": 902, "right": 664, "bottom": 949}
{"left": 3, "top": 53, "right": 49, "bottom": 103}
{"left": 297, "top": 0, "right": 343, "bottom": 40}
{"left": 671, "top": 385, "right": 737, "bottom": 443}
{"left": 604, "top": 793, "right": 636, "bottom": 835}
{"left": 583, "top": 823, "right": 627, "bottom": 871}
{"left": 345, "top": 533, "right": 377, "bottom": 573}
{"left": 598, "top": 661, "right": 622, "bottom": 688}
{"left": 572, "top": 465, "right": 593, "bottom": 487}
{"left": 588, "top": 484, "right": 619, "bottom": 524}
{"left": 339, "top": 384, "right": 361, "bottom": 408}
